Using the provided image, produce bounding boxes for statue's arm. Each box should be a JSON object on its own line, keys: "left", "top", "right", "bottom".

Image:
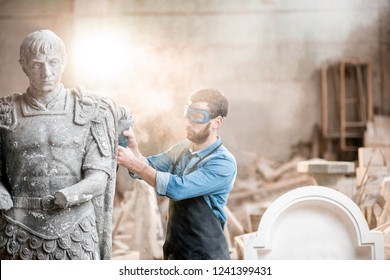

{"left": 0, "top": 182, "right": 13, "bottom": 210}
{"left": 54, "top": 169, "right": 108, "bottom": 208}
{"left": 55, "top": 92, "right": 116, "bottom": 209}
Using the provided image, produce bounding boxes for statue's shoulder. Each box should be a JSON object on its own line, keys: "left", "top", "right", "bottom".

{"left": 71, "top": 87, "right": 100, "bottom": 125}
{"left": 71, "top": 87, "right": 117, "bottom": 125}
{"left": 0, "top": 93, "right": 21, "bottom": 130}
{"left": 0, "top": 92, "right": 21, "bottom": 101}
{"left": 71, "top": 87, "right": 118, "bottom": 156}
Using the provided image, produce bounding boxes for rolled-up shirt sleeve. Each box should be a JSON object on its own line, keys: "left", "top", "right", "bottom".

{"left": 155, "top": 171, "right": 170, "bottom": 195}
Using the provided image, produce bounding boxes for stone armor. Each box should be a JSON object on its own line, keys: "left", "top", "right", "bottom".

{"left": 0, "top": 87, "right": 118, "bottom": 259}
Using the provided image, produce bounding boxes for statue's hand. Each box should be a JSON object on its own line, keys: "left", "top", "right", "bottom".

{"left": 54, "top": 187, "right": 94, "bottom": 208}
{"left": 54, "top": 191, "right": 68, "bottom": 208}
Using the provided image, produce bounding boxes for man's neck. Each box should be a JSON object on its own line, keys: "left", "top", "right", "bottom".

{"left": 191, "top": 135, "right": 218, "bottom": 152}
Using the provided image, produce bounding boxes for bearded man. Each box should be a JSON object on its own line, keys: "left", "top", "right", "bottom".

{"left": 117, "top": 88, "right": 237, "bottom": 260}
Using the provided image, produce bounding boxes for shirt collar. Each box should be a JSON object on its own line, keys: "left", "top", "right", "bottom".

{"left": 189, "top": 136, "right": 222, "bottom": 158}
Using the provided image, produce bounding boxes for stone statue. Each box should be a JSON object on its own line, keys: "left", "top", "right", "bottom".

{"left": 0, "top": 29, "right": 128, "bottom": 260}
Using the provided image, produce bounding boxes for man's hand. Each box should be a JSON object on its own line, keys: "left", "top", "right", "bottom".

{"left": 117, "top": 146, "right": 157, "bottom": 188}
{"left": 117, "top": 145, "right": 139, "bottom": 172}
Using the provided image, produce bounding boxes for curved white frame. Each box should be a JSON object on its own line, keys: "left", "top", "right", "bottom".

{"left": 244, "top": 186, "right": 384, "bottom": 259}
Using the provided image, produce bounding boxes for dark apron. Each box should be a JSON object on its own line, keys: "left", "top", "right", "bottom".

{"left": 163, "top": 196, "right": 230, "bottom": 260}
{"left": 163, "top": 142, "right": 229, "bottom": 260}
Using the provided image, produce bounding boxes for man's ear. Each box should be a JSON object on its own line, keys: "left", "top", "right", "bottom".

{"left": 212, "top": 116, "right": 223, "bottom": 129}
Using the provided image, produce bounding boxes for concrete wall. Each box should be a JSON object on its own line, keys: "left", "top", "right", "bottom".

{"left": 0, "top": 0, "right": 389, "bottom": 166}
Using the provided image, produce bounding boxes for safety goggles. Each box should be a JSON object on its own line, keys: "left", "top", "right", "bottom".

{"left": 184, "top": 106, "right": 213, "bottom": 124}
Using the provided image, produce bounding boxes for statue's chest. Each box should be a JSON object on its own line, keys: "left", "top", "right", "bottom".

{"left": 6, "top": 114, "right": 89, "bottom": 151}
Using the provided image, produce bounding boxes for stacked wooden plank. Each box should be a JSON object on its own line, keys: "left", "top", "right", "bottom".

{"left": 364, "top": 115, "right": 390, "bottom": 148}
{"left": 355, "top": 147, "right": 390, "bottom": 229}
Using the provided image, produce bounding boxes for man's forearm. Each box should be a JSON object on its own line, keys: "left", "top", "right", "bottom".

{"left": 130, "top": 160, "right": 157, "bottom": 188}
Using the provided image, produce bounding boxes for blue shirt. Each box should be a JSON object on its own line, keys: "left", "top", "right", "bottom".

{"left": 146, "top": 137, "right": 237, "bottom": 224}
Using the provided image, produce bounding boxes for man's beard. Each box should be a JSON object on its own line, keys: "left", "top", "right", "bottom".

{"left": 186, "top": 123, "right": 211, "bottom": 144}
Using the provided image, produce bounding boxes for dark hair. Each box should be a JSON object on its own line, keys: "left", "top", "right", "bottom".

{"left": 189, "top": 88, "right": 228, "bottom": 118}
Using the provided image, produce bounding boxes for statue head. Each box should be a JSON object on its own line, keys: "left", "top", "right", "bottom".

{"left": 19, "top": 29, "right": 67, "bottom": 93}
{"left": 19, "top": 29, "right": 67, "bottom": 73}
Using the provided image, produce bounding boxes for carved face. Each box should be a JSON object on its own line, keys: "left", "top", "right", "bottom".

{"left": 25, "top": 49, "right": 64, "bottom": 94}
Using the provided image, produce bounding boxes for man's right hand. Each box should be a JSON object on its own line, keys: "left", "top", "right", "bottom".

{"left": 117, "top": 145, "right": 157, "bottom": 188}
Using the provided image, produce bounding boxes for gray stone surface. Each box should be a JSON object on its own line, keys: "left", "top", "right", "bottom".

{"left": 0, "top": 29, "right": 125, "bottom": 260}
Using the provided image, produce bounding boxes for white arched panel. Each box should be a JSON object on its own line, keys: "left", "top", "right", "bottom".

{"left": 244, "top": 186, "right": 384, "bottom": 259}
